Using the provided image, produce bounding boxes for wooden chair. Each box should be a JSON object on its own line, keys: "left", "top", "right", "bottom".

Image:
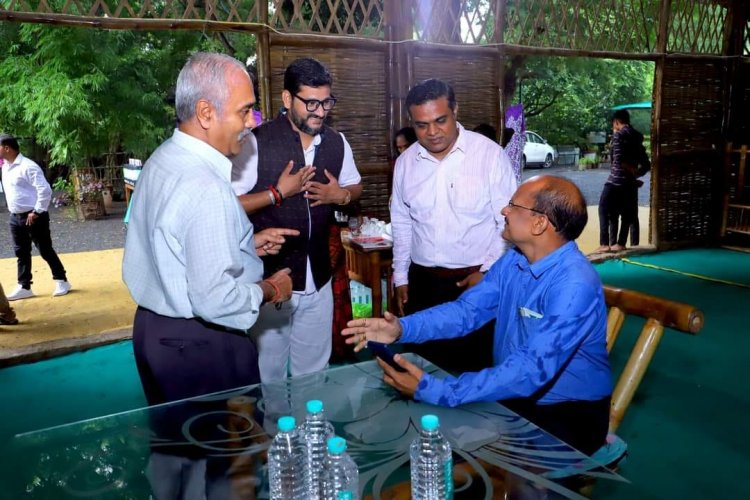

{"left": 603, "top": 285, "right": 704, "bottom": 433}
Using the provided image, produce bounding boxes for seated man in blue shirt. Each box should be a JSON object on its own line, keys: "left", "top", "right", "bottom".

{"left": 343, "top": 175, "right": 611, "bottom": 455}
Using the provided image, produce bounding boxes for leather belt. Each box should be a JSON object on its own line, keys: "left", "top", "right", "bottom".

{"left": 410, "top": 263, "right": 482, "bottom": 279}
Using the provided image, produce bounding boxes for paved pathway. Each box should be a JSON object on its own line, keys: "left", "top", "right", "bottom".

{"left": 0, "top": 199, "right": 127, "bottom": 259}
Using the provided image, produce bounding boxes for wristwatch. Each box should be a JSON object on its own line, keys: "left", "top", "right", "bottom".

{"left": 338, "top": 189, "right": 352, "bottom": 206}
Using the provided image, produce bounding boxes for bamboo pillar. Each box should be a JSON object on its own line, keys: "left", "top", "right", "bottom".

{"left": 650, "top": 0, "right": 672, "bottom": 249}
{"left": 256, "top": 0, "right": 272, "bottom": 121}
{"left": 494, "top": 0, "right": 508, "bottom": 139}
{"left": 384, "top": 0, "right": 415, "bottom": 158}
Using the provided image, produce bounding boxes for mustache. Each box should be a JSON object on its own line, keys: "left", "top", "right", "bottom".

{"left": 237, "top": 128, "right": 253, "bottom": 142}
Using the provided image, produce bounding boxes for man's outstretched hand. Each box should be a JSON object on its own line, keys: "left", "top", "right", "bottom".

{"left": 342, "top": 311, "right": 403, "bottom": 352}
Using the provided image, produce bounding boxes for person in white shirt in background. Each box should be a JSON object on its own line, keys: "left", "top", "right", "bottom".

{"left": 0, "top": 134, "right": 71, "bottom": 300}
{"left": 390, "top": 78, "right": 517, "bottom": 373}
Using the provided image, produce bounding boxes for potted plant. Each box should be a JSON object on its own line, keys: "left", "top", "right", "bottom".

{"left": 74, "top": 170, "right": 106, "bottom": 220}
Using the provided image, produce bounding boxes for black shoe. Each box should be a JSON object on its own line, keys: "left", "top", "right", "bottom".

{"left": 0, "top": 316, "right": 19, "bottom": 325}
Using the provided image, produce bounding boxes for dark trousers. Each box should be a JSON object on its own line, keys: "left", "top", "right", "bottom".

{"left": 402, "top": 263, "right": 495, "bottom": 374}
{"left": 9, "top": 211, "right": 66, "bottom": 288}
{"left": 133, "top": 306, "right": 261, "bottom": 405}
{"left": 505, "top": 397, "right": 610, "bottom": 456}
{"left": 598, "top": 184, "right": 636, "bottom": 247}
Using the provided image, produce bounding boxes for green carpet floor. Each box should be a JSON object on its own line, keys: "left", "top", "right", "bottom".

{"left": 1, "top": 248, "right": 748, "bottom": 498}
{"left": 594, "top": 248, "right": 750, "bottom": 499}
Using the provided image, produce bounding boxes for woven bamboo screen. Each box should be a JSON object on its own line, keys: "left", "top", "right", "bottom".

{"left": 668, "top": 0, "right": 727, "bottom": 55}
{"left": 269, "top": 45, "right": 391, "bottom": 220}
{"left": 270, "top": 0, "right": 384, "bottom": 36}
{"left": 4, "top": 0, "right": 263, "bottom": 22}
{"left": 654, "top": 59, "right": 725, "bottom": 245}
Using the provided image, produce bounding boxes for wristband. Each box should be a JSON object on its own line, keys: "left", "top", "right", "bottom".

{"left": 338, "top": 189, "right": 351, "bottom": 206}
{"left": 275, "top": 185, "right": 285, "bottom": 202}
{"left": 267, "top": 190, "right": 275, "bottom": 206}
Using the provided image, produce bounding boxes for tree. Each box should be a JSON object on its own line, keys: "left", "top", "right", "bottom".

{"left": 515, "top": 56, "right": 654, "bottom": 146}
{"left": 0, "top": 23, "right": 256, "bottom": 169}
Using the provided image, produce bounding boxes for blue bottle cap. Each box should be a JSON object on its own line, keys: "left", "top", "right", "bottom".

{"left": 306, "top": 400, "right": 324, "bottom": 413}
{"left": 327, "top": 436, "right": 347, "bottom": 454}
{"left": 421, "top": 414, "right": 440, "bottom": 431}
{"left": 278, "top": 416, "right": 296, "bottom": 432}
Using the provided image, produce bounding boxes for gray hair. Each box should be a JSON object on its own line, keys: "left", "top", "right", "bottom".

{"left": 175, "top": 52, "right": 247, "bottom": 123}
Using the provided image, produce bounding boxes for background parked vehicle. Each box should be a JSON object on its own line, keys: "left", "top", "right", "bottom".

{"left": 523, "top": 131, "right": 556, "bottom": 169}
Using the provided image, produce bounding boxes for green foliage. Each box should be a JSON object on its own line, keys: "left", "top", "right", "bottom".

{"left": 515, "top": 56, "right": 654, "bottom": 147}
{"left": 0, "top": 24, "right": 256, "bottom": 168}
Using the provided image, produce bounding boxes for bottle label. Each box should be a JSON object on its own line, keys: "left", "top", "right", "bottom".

{"left": 444, "top": 457, "right": 454, "bottom": 499}
{"left": 337, "top": 491, "right": 354, "bottom": 500}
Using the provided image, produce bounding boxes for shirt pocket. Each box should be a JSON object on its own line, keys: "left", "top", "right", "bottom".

{"left": 451, "top": 175, "right": 484, "bottom": 213}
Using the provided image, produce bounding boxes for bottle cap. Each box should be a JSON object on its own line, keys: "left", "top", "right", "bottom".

{"left": 306, "top": 399, "right": 324, "bottom": 413}
{"left": 421, "top": 414, "right": 440, "bottom": 431}
{"left": 278, "top": 416, "right": 296, "bottom": 432}
{"left": 327, "top": 436, "right": 347, "bottom": 454}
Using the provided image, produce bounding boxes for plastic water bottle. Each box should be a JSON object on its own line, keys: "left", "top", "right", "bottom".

{"left": 323, "top": 436, "right": 359, "bottom": 500}
{"left": 303, "top": 399, "right": 335, "bottom": 500}
{"left": 410, "top": 414, "right": 454, "bottom": 500}
{"left": 267, "top": 416, "right": 306, "bottom": 499}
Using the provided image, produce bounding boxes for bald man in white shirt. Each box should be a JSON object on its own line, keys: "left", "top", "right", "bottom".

{"left": 390, "top": 79, "right": 517, "bottom": 373}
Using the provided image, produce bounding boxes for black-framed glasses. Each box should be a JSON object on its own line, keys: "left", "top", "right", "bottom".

{"left": 293, "top": 93, "right": 337, "bottom": 112}
{"left": 507, "top": 200, "right": 546, "bottom": 215}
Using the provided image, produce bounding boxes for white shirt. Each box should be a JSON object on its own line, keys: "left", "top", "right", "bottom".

{"left": 390, "top": 124, "right": 517, "bottom": 287}
{"left": 123, "top": 129, "right": 265, "bottom": 331}
{"left": 1, "top": 153, "right": 52, "bottom": 214}
{"left": 231, "top": 128, "right": 361, "bottom": 294}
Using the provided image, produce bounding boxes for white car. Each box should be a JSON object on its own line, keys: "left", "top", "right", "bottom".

{"left": 523, "top": 131, "right": 556, "bottom": 169}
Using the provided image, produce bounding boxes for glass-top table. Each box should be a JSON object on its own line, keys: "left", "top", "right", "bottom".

{"left": 6, "top": 354, "right": 625, "bottom": 498}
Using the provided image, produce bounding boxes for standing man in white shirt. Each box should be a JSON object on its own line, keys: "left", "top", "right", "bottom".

{"left": 232, "top": 58, "right": 363, "bottom": 382}
{"left": 123, "top": 52, "right": 294, "bottom": 405}
{"left": 0, "top": 134, "right": 71, "bottom": 300}
{"left": 390, "top": 79, "right": 517, "bottom": 373}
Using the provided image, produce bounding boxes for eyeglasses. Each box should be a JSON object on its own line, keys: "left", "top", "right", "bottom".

{"left": 507, "top": 200, "right": 546, "bottom": 215}
{"left": 293, "top": 93, "right": 337, "bottom": 112}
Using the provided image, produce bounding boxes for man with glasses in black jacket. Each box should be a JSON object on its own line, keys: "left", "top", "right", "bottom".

{"left": 232, "top": 58, "right": 363, "bottom": 383}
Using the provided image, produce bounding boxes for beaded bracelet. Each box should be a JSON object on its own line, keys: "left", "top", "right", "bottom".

{"left": 268, "top": 185, "right": 283, "bottom": 207}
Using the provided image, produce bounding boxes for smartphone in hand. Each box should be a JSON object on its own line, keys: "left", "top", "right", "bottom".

{"left": 368, "top": 341, "right": 407, "bottom": 372}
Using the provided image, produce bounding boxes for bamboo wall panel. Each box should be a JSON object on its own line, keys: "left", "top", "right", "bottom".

{"left": 411, "top": 49, "right": 500, "bottom": 134}
{"left": 269, "top": 45, "right": 391, "bottom": 219}
{"left": 728, "top": 62, "right": 750, "bottom": 144}
{"left": 655, "top": 59, "right": 725, "bottom": 244}
{"left": 658, "top": 60, "right": 724, "bottom": 156}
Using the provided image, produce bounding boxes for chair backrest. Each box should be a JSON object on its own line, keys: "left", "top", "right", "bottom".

{"left": 603, "top": 285, "right": 704, "bottom": 433}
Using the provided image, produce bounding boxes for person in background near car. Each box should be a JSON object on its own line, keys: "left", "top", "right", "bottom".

{"left": 0, "top": 134, "right": 71, "bottom": 300}
{"left": 394, "top": 127, "right": 417, "bottom": 156}
{"left": 595, "top": 109, "right": 650, "bottom": 253}
{"left": 390, "top": 78, "right": 517, "bottom": 374}
{"left": 123, "top": 52, "right": 295, "bottom": 405}
{"left": 344, "top": 175, "right": 611, "bottom": 457}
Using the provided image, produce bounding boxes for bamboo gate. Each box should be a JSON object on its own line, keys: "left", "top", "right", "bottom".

{"left": 2, "top": 0, "right": 749, "bottom": 249}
